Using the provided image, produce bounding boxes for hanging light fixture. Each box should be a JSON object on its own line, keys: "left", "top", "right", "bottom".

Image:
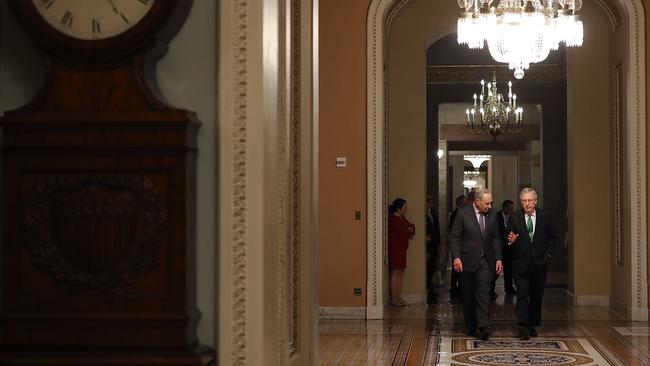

{"left": 465, "top": 73, "right": 523, "bottom": 139}
{"left": 457, "top": 0, "right": 583, "bottom": 79}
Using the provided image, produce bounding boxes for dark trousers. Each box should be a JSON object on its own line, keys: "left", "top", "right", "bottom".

{"left": 491, "top": 248, "right": 515, "bottom": 295}
{"left": 513, "top": 261, "right": 547, "bottom": 327}
{"left": 503, "top": 249, "right": 515, "bottom": 293}
{"left": 450, "top": 267, "right": 461, "bottom": 299}
{"left": 426, "top": 245, "right": 438, "bottom": 303}
{"left": 460, "top": 257, "right": 494, "bottom": 330}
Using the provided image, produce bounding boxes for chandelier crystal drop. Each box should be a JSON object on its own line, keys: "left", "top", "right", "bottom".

{"left": 457, "top": 0, "right": 583, "bottom": 79}
{"left": 466, "top": 74, "right": 523, "bottom": 139}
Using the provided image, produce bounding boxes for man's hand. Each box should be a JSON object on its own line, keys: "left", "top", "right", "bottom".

{"left": 453, "top": 258, "right": 463, "bottom": 273}
{"left": 507, "top": 231, "right": 519, "bottom": 245}
{"left": 496, "top": 260, "right": 503, "bottom": 274}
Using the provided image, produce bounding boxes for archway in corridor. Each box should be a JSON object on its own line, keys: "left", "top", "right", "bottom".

{"left": 366, "top": 0, "right": 647, "bottom": 321}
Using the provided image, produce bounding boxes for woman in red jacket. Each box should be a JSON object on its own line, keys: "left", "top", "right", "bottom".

{"left": 388, "top": 198, "right": 415, "bottom": 306}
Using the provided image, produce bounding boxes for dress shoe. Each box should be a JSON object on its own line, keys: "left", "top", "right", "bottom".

{"left": 479, "top": 327, "right": 491, "bottom": 341}
{"left": 518, "top": 325, "right": 530, "bottom": 340}
{"left": 528, "top": 326, "right": 538, "bottom": 337}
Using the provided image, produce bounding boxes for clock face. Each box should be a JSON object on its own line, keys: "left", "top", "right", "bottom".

{"left": 32, "top": 0, "right": 155, "bottom": 41}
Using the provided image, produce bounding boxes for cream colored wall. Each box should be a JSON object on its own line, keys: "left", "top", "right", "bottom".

{"left": 387, "top": 0, "right": 458, "bottom": 298}
{"left": 0, "top": 1, "right": 218, "bottom": 346}
{"left": 566, "top": 1, "right": 612, "bottom": 301}
{"left": 319, "top": 0, "right": 369, "bottom": 307}
{"left": 491, "top": 155, "right": 518, "bottom": 207}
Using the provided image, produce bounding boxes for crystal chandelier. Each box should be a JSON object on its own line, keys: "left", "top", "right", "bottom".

{"left": 465, "top": 74, "right": 523, "bottom": 139}
{"left": 457, "top": 0, "right": 583, "bottom": 79}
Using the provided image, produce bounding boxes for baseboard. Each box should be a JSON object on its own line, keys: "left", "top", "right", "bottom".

{"left": 630, "top": 306, "right": 649, "bottom": 321}
{"left": 610, "top": 298, "right": 650, "bottom": 321}
{"left": 319, "top": 307, "right": 366, "bottom": 319}
{"left": 610, "top": 298, "right": 629, "bottom": 319}
{"left": 402, "top": 293, "right": 425, "bottom": 304}
{"left": 565, "top": 290, "right": 610, "bottom": 306}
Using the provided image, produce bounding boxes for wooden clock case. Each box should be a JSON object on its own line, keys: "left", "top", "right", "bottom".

{"left": 0, "top": 1, "right": 215, "bottom": 365}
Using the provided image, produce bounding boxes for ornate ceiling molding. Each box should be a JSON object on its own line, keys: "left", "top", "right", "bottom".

{"left": 384, "top": 0, "right": 412, "bottom": 33}
{"left": 593, "top": 0, "right": 622, "bottom": 31}
{"left": 426, "top": 64, "right": 565, "bottom": 84}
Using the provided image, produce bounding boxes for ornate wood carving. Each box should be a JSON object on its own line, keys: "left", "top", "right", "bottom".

{"left": 24, "top": 175, "right": 166, "bottom": 294}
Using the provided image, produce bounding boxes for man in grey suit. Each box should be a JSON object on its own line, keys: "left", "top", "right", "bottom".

{"left": 450, "top": 188, "right": 503, "bottom": 340}
{"left": 507, "top": 187, "right": 557, "bottom": 340}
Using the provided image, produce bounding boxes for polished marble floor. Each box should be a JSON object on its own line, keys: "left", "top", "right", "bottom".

{"left": 319, "top": 276, "right": 650, "bottom": 365}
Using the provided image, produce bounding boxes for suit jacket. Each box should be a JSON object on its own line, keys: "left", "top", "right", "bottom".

{"left": 426, "top": 209, "right": 440, "bottom": 246}
{"left": 507, "top": 208, "right": 558, "bottom": 274}
{"left": 449, "top": 204, "right": 502, "bottom": 273}
{"left": 496, "top": 210, "right": 510, "bottom": 251}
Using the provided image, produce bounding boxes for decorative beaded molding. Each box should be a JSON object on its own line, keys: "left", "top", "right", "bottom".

{"left": 367, "top": 0, "right": 647, "bottom": 320}
{"left": 614, "top": 63, "right": 623, "bottom": 266}
{"left": 383, "top": 65, "right": 389, "bottom": 266}
{"left": 367, "top": 0, "right": 390, "bottom": 317}
{"left": 231, "top": 0, "right": 248, "bottom": 363}
{"left": 290, "top": 0, "right": 302, "bottom": 355}
{"left": 277, "top": 0, "right": 288, "bottom": 363}
{"left": 626, "top": 0, "right": 647, "bottom": 318}
{"left": 426, "top": 64, "right": 565, "bottom": 84}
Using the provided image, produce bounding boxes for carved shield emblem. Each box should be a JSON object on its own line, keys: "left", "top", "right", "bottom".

{"left": 23, "top": 175, "right": 167, "bottom": 293}
{"left": 52, "top": 185, "right": 136, "bottom": 274}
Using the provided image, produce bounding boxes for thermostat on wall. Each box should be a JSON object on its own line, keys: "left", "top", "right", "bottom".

{"left": 336, "top": 157, "right": 347, "bottom": 168}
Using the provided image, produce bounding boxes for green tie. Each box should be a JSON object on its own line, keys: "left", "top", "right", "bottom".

{"left": 527, "top": 215, "right": 534, "bottom": 241}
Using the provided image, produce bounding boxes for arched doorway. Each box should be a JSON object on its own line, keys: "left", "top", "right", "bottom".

{"left": 366, "top": 0, "right": 647, "bottom": 321}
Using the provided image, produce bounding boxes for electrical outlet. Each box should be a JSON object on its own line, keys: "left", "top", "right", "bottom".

{"left": 354, "top": 211, "right": 361, "bottom": 220}
{"left": 353, "top": 288, "right": 362, "bottom": 296}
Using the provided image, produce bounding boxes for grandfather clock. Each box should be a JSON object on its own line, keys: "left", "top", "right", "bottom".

{"left": 0, "top": 1, "right": 214, "bottom": 365}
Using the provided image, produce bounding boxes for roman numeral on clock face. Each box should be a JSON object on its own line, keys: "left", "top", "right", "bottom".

{"left": 41, "top": 0, "right": 56, "bottom": 9}
{"left": 60, "top": 10, "right": 73, "bottom": 27}
{"left": 92, "top": 18, "right": 101, "bottom": 34}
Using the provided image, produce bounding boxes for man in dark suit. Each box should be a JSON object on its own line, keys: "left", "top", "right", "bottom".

{"left": 450, "top": 188, "right": 502, "bottom": 340}
{"left": 506, "top": 188, "right": 557, "bottom": 340}
{"left": 426, "top": 194, "right": 441, "bottom": 303}
{"left": 493, "top": 199, "right": 516, "bottom": 298}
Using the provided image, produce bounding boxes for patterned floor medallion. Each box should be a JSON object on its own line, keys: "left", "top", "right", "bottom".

{"left": 320, "top": 284, "right": 648, "bottom": 365}
{"left": 436, "top": 337, "right": 613, "bottom": 366}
